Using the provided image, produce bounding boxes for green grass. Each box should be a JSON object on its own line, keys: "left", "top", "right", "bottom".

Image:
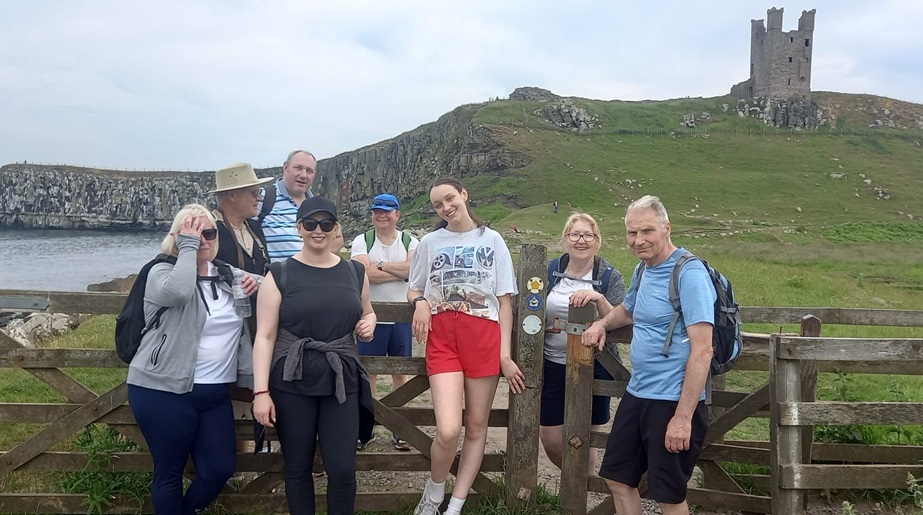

{"left": 359, "top": 484, "right": 561, "bottom": 515}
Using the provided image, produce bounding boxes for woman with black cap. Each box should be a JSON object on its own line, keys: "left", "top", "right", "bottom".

{"left": 251, "top": 196, "right": 377, "bottom": 515}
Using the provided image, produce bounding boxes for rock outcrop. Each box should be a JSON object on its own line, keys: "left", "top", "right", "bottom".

{"left": 536, "top": 99, "right": 599, "bottom": 132}
{"left": 87, "top": 274, "right": 138, "bottom": 293}
{"left": 0, "top": 105, "right": 529, "bottom": 235}
{"left": 736, "top": 97, "right": 820, "bottom": 129}
{"left": 4, "top": 313, "right": 86, "bottom": 347}
{"left": 509, "top": 87, "right": 560, "bottom": 102}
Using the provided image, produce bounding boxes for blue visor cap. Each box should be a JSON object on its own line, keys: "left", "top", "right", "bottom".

{"left": 369, "top": 194, "right": 400, "bottom": 212}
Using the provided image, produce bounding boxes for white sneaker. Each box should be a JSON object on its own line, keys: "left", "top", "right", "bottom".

{"left": 413, "top": 495, "right": 441, "bottom": 515}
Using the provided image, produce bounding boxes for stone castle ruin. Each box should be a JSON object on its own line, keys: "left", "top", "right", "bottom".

{"left": 730, "top": 7, "right": 819, "bottom": 128}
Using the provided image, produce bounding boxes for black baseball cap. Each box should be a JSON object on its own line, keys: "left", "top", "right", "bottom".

{"left": 296, "top": 196, "right": 338, "bottom": 222}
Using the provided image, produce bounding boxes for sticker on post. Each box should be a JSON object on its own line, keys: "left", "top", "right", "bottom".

{"left": 525, "top": 294, "right": 543, "bottom": 311}
{"left": 521, "top": 314, "right": 543, "bottom": 335}
{"left": 526, "top": 277, "right": 544, "bottom": 294}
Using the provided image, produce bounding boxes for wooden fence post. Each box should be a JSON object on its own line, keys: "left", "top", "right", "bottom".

{"left": 799, "top": 314, "right": 821, "bottom": 513}
{"left": 505, "top": 244, "right": 546, "bottom": 507}
{"left": 770, "top": 334, "right": 804, "bottom": 514}
{"left": 560, "top": 303, "right": 597, "bottom": 515}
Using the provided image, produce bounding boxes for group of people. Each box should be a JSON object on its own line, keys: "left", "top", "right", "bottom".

{"left": 125, "top": 147, "right": 714, "bottom": 515}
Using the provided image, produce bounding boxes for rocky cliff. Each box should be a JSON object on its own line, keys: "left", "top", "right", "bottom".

{"left": 0, "top": 104, "right": 529, "bottom": 233}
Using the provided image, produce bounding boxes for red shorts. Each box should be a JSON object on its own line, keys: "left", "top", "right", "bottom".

{"left": 426, "top": 312, "right": 500, "bottom": 378}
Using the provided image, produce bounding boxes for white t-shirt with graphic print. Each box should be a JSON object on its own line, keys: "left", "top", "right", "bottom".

{"left": 408, "top": 227, "right": 518, "bottom": 322}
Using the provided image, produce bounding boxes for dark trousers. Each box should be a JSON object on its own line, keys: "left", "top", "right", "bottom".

{"left": 128, "top": 383, "right": 236, "bottom": 515}
{"left": 273, "top": 389, "right": 360, "bottom": 515}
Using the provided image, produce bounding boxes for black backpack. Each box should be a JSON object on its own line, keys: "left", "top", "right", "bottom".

{"left": 114, "top": 254, "right": 177, "bottom": 364}
{"left": 257, "top": 182, "right": 277, "bottom": 223}
{"left": 635, "top": 251, "right": 742, "bottom": 376}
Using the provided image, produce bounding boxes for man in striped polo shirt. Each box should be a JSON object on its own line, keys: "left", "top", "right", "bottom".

{"left": 262, "top": 149, "right": 316, "bottom": 261}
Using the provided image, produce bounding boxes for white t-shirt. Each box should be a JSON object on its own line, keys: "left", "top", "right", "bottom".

{"left": 408, "top": 227, "right": 518, "bottom": 322}
{"left": 350, "top": 230, "right": 420, "bottom": 307}
{"left": 195, "top": 263, "right": 243, "bottom": 384}
{"left": 543, "top": 270, "right": 593, "bottom": 365}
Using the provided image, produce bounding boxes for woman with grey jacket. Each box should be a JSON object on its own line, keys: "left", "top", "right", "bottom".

{"left": 127, "top": 203, "right": 260, "bottom": 515}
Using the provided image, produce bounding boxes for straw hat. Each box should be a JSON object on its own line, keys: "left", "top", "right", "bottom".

{"left": 209, "top": 163, "right": 274, "bottom": 193}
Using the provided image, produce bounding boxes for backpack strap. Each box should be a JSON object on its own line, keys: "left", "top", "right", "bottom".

{"left": 401, "top": 231, "right": 412, "bottom": 252}
{"left": 277, "top": 259, "right": 288, "bottom": 297}
{"left": 257, "top": 182, "right": 277, "bottom": 224}
{"left": 350, "top": 259, "right": 364, "bottom": 292}
{"left": 364, "top": 229, "right": 375, "bottom": 252}
{"left": 547, "top": 256, "right": 562, "bottom": 291}
{"left": 591, "top": 256, "right": 613, "bottom": 294}
{"left": 144, "top": 254, "right": 177, "bottom": 335}
{"left": 661, "top": 251, "right": 698, "bottom": 357}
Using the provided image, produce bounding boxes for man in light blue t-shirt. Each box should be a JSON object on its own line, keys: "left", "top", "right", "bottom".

{"left": 582, "top": 195, "right": 715, "bottom": 515}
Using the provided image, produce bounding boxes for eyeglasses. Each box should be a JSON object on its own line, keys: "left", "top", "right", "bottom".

{"left": 565, "top": 232, "right": 597, "bottom": 243}
{"left": 248, "top": 188, "right": 266, "bottom": 199}
{"left": 301, "top": 219, "right": 337, "bottom": 232}
{"left": 201, "top": 229, "right": 218, "bottom": 241}
{"left": 371, "top": 198, "right": 399, "bottom": 209}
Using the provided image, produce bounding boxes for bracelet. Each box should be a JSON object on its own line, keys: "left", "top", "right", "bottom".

{"left": 252, "top": 390, "right": 270, "bottom": 399}
{"left": 411, "top": 295, "right": 426, "bottom": 306}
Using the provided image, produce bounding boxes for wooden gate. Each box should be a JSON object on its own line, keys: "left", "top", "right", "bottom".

{"left": 558, "top": 306, "right": 923, "bottom": 515}
{"left": 0, "top": 244, "right": 549, "bottom": 513}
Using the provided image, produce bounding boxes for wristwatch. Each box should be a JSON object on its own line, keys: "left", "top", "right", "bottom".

{"left": 376, "top": 260, "right": 384, "bottom": 271}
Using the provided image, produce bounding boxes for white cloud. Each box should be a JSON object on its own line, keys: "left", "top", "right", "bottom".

{"left": 0, "top": 1, "right": 920, "bottom": 170}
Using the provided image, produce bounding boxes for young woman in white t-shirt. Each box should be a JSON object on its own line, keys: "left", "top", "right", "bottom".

{"left": 407, "top": 177, "right": 525, "bottom": 515}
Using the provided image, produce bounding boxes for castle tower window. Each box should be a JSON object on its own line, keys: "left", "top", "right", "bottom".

{"left": 805, "top": 38, "right": 810, "bottom": 47}
{"left": 789, "top": 57, "right": 793, "bottom": 63}
{"left": 800, "top": 76, "right": 805, "bottom": 81}
{"left": 790, "top": 36, "right": 794, "bottom": 43}
{"left": 788, "top": 79, "right": 792, "bottom": 85}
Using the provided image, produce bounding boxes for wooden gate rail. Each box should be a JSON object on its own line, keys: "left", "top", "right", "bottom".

{"left": 3, "top": 272, "right": 922, "bottom": 512}
{"left": 559, "top": 306, "right": 923, "bottom": 515}
{"left": 0, "top": 244, "right": 550, "bottom": 513}
{"left": 770, "top": 335, "right": 923, "bottom": 514}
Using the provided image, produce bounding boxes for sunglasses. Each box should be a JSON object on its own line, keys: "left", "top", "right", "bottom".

{"left": 372, "top": 198, "right": 399, "bottom": 209}
{"left": 248, "top": 187, "right": 266, "bottom": 199}
{"left": 201, "top": 229, "right": 218, "bottom": 241}
{"left": 301, "top": 219, "right": 337, "bottom": 232}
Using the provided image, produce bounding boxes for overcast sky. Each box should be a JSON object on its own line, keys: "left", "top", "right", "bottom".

{"left": 1, "top": 1, "right": 920, "bottom": 171}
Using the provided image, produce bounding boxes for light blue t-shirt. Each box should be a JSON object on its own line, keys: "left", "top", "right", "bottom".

{"left": 624, "top": 249, "right": 716, "bottom": 401}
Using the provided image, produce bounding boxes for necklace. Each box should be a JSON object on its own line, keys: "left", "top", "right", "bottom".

{"left": 565, "top": 262, "right": 593, "bottom": 277}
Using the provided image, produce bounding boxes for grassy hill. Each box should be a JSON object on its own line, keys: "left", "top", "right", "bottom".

{"left": 402, "top": 92, "right": 923, "bottom": 311}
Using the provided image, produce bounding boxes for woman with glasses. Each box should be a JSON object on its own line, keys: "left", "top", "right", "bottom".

{"left": 539, "top": 213, "right": 625, "bottom": 473}
{"left": 408, "top": 177, "right": 525, "bottom": 515}
{"left": 252, "top": 196, "right": 377, "bottom": 515}
{"left": 127, "top": 203, "right": 261, "bottom": 514}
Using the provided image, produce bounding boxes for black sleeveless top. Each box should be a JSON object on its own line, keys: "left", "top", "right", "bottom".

{"left": 268, "top": 257, "right": 364, "bottom": 396}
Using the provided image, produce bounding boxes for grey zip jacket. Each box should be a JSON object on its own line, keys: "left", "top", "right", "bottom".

{"left": 127, "top": 234, "right": 256, "bottom": 394}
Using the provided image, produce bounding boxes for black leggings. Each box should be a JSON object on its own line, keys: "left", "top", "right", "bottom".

{"left": 273, "top": 390, "right": 360, "bottom": 515}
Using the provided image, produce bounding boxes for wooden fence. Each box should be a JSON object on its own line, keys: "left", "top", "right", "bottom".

{"left": 559, "top": 305, "right": 923, "bottom": 515}
{"left": 1, "top": 243, "right": 922, "bottom": 514}
{"left": 0, "top": 245, "right": 549, "bottom": 514}
{"left": 771, "top": 334, "right": 923, "bottom": 513}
